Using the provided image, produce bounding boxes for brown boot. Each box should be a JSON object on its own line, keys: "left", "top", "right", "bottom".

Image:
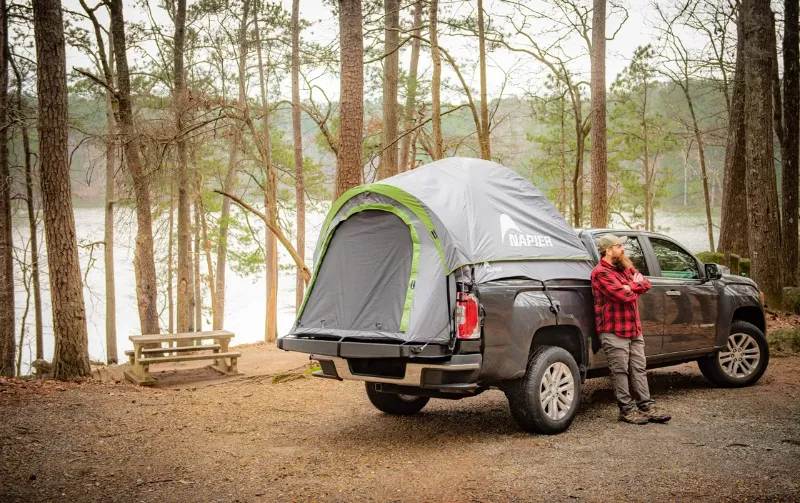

{"left": 640, "top": 406, "right": 671, "bottom": 423}
{"left": 618, "top": 409, "right": 649, "bottom": 425}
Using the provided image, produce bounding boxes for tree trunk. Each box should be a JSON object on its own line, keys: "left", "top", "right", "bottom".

{"left": 572, "top": 94, "right": 585, "bottom": 227}
{"left": 399, "top": 0, "right": 422, "bottom": 172}
{"left": 782, "top": 0, "right": 799, "bottom": 286}
{"left": 683, "top": 86, "right": 715, "bottom": 251}
{"left": 743, "top": 0, "right": 784, "bottom": 306}
{"left": 254, "top": 12, "right": 278, "bottom": 343}
{"left": 590, "top": 0, "right": 607, "bottom": 228}
{"left": 217, "top": 0, "right": 250, "bottom": 329}
{"left": 560, "top": 95, "right": 567, "bottom": 215}
{"left": 335, "top": 0, "right": 365, "bottom": 199}
{"left": 33, "top": 0, "right": 91, "bottom": 378}
{"left": 718, "top": 12, "right": 749, "bottom": 257}
{"left": 174, "top": 0, "right": 194, "bottom": 334}
{"left": 196, "top": 174, "right": 216, "bottom": 320}
{"left": 429, "top": 0, "right": 443, "bottom": 161}
{"left": 215, "top": 131, "right": 238, "bottom": 329}
{"left": 292, "top": 0, "right": 306, "bottom": 312}
{"left": 193, "top": 178, "right": 202, "bottom": 331}
{"left": 110, "top": 0, "right": 160, "bottom": 335}
{"left": 168, "top": 177, "right": 175, "bottom": 333}
{"left": 769, "top": 11, "right": 784, "bottom": 151}
{"left": 22, "top": 90, "right": 43, "bottom": 363}
{"left": 642, "top": 90, "right": 651, "bottom": 231}
{"left": 104, "top": 71, "right": 118, "bottom": 363}
{"left": 477, "top": 0, "right": 491, "bottom": 160}
{"left": 0, "top": 0, "right": 13, "bottom": 376}
{"left": 378, "top": 0, "right": 400, "bottom": 179}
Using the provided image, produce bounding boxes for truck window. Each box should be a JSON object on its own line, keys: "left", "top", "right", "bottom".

{"left": 650, "top": 238, "right": 700, "bottom": 279}
{"left": 595, "top": 233, "right": 649, "bottom": 275}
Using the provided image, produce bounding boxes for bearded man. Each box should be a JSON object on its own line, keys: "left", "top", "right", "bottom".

{"left": 591, "top": 235, "right": 672, "bottom": 425}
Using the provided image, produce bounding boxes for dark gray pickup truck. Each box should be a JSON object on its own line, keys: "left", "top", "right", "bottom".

{"left": 279, "top": 228, "right": 768, "bottom": 434}
{"left": 278, "top": 160, "right": 768, "bottom": 435}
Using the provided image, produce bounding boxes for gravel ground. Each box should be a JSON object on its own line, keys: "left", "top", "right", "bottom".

{"left": 1, "top": 355, "right": 799, "bottom": 503}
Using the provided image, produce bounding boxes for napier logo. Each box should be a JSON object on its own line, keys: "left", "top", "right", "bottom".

{"left": 500, "top": 213, "right": 554, "bottom": 247}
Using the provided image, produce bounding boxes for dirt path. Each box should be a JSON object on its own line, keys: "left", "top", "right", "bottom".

{"left": 2, "top": 349, "right": 799, "bottom": 503}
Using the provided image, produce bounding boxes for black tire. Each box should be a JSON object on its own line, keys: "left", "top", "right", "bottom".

{"left": 365, "top": 383, "right": 430, "bottom": 415}
{"left": 697, "top": 320, "right": 770, "bottom": 388}
{"left": 504, "top": 345, "right": 582, "bottom": 435}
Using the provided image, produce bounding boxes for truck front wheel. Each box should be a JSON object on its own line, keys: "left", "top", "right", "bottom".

{"left": 365, "top": 382, "right": 430, "bottom": 415}
{"left": 505, "top": 346, "right": 582, "bottom": 434}
{"left": 697, "top": 320, "right": 769, "bottom": 388}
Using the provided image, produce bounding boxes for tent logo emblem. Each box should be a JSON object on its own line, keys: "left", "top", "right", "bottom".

{"left": 500, "top": 213, "right": 555, "bottom": 248}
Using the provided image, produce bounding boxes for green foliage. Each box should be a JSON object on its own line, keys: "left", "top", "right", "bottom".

{"left": 767, "top": 327, "right": 800, "bottom": 355}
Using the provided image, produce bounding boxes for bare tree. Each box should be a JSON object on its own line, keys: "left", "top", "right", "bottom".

{"left": 590, "top": 0, "right": 607, "bottom": 227}
{"left": 0, "top": 0, "right": 13, "bottom": 376}
{"left": 175, "top": 0, "right": 196, "bottom": 334}
{"left": 335, "top": 0, "right": 365, "bottom": 198}
{"left": 378, "top": 0, "right": 400, "bottom": 179}
{"left": 253, "top": 5, "right": 278, "bottom": 342}
{"left": 654, "top": 3, "right": 715, "bottom": 251}
{"left": 743, "top": 0, "right": 783, "bottom": 306}
{"left": 782, "top": 0, "right": 799, "bottom": 286}
{"left": 110, "top": 0, "right": 160, "bottom": 335}
{"left": 477, "top": 0, "right": 490, "bottom": 160}
{"left": 718, "top": 8, "right": 749, "bottom": 257}
{"left": 429, "top": 0, "right": 443, "bottom": 160}
{"left": 10, "top": 58, "right": 43, "bottom": 362}
{"left": 399, "top": 0, "right": 422, "bottom": 171}
{"left": 33, "top": 0, "right": 91, "bottom": 378}
{"left": 292, "top": 0, "right": 306, "bottom": 311}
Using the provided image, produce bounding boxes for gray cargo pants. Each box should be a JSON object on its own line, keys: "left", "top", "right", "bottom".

{"left": 600, "top": 333, "right": 655, "bottom": 413}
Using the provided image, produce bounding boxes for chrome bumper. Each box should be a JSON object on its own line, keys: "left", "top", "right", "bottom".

{"left": 310, "top": 354, "right": 481, "bottom": 387}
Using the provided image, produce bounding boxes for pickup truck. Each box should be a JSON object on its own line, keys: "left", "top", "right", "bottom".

{"left": 279, "top": 227, "right": 768, "bottom": 435}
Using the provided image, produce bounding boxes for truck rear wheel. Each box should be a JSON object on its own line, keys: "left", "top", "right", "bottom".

{"left": 365, "top": 382, "right": 430, "bottom": 415}
{"left": 697, "top": 320, "right": 769, "bottom": 388}
{"left": 505, "top": 346, "right": 581, "bottom": 435}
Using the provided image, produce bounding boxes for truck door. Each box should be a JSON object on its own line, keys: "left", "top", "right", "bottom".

{"left": 593, "top": 233, "right": 664, "bottom": 355}
{"left": 646, "top": 236, "right": 718, "bottom": 353}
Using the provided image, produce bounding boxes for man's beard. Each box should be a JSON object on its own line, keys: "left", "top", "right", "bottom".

{"left": 612, "top": 254, "right": 633, "bottom": 271}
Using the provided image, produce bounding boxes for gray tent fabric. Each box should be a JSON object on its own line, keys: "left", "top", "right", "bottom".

{"left": 291, "top": 157, "right": 593, "bottom": 344}
{"left": 298, "top": 211, "right": 412, "bottom": 334}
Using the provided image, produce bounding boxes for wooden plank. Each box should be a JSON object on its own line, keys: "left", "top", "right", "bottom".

{"left": 124, "top": 367, "right": 156, "bottom": 386}
{"left": 140, "top": 344, "right": 220, "bottom": 355}
{"left": 138, "top": 351, "right": 241, "bottom": 365}
{"left": 129, "top": 330, "right": 234, "bottom": 343}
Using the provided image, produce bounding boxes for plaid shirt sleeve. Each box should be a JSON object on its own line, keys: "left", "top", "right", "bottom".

{"left": 629, "top": 267, "right": 652, "bottom": 294}
{"left": 592, "top": 267, "right": 639, "bottom": 303}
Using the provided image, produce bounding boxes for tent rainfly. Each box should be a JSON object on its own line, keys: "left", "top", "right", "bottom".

{"left": 290, "top": 157, "right": 594, "bottom": 344}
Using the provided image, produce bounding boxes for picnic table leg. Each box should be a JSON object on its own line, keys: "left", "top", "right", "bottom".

{"left": 124, "top": 344, "right": 155, "bottom": 386}
{"left": 212, "top": 337, "right": 233, "bottom": 374}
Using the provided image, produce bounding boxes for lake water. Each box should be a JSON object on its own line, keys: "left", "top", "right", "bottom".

{"left": 11, "top": 204, "right": 719, "bottom": 373}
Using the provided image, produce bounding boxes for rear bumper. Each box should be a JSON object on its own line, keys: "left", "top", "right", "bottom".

{"left": 278, "top": 335, "right": 482, "bottom": 389}
{"left": 312, "top": 354, "right": 482, "bottom": 389}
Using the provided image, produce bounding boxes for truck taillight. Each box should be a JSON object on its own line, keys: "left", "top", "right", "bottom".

{"left": 456, "top": 292, "right": 481, "bottom": 339}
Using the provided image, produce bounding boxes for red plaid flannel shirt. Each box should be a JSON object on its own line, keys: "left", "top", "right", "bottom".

{"left": 590, "top": 260, "right": 652, "bottom": 338}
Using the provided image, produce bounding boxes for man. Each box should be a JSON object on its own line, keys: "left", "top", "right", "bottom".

{"left": 591, "top": 235, "right": 671, "bottom": 425}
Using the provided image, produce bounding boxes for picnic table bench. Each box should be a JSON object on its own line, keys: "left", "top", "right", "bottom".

{"left": 123, "top": 330, "right": 241, "bottom": 386}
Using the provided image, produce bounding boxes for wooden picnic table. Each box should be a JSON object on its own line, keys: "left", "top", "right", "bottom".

{"left": 124, "top": 330, "right": 241, "bottom": 386}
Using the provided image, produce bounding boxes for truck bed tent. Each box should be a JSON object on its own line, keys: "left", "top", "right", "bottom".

{"left": 291, "top": 157, "right": 594, "bottom": 344}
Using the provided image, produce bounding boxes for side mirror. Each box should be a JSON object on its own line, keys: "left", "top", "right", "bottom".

{"left": 705, "top": 263, "right": 722, "bottom": 280}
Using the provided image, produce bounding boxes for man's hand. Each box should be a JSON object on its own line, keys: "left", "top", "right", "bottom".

{"left": 623, "top": 285, "right": 631, "bottom": 292}
{"left": 633, "top": 273, "right": 644, "bottom": 283}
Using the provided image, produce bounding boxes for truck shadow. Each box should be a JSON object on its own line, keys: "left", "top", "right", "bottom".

{"left": 575, "top": 369, "right": 712, "bottom": 415}
{"left": 317, "top": 371, "right": 715, "bottom": 444}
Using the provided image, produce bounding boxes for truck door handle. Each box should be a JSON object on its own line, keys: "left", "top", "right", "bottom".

{"left": 666, "top": 290, "right": 681, "bottom": 297}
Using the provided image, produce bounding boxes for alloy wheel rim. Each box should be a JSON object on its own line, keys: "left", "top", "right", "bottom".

{"left": 539, "top": 362, "right": 574, "bottom": 421}
{"left": 718, "top": 333, "right": 760, "bottom": 379}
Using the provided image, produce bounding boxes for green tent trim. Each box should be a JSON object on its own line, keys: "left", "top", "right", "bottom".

{"left": 323, "top": 184, "right": 447, "bottom": 269}
{"left": 298, "top": 203, "right": 420, "bottom": 332}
